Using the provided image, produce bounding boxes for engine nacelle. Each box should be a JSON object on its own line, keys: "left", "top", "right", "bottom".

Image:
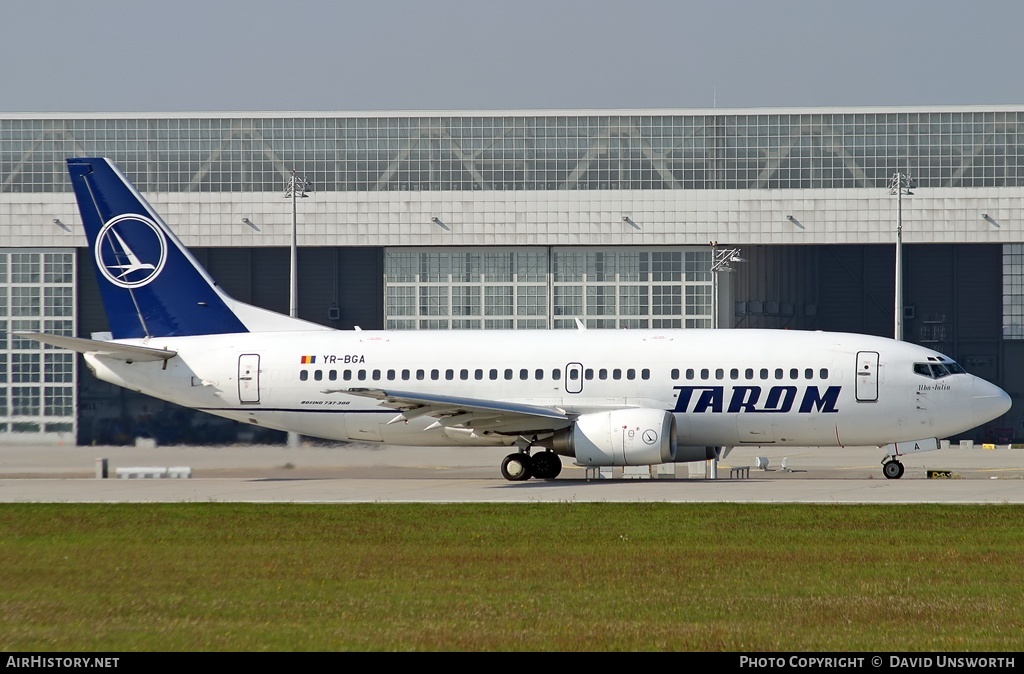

{"left": 670, "top": 413, "right": 720, "bottom": 462}
{"left": 673, "top": 445, "right": 721, "bottom": 462}
{"left": 540, "top": 409, "right": 677, "bottom": 466}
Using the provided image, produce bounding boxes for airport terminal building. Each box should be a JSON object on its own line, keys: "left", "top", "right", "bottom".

{"left": 2, "top": 106, "right": 1023, "bottom": 445}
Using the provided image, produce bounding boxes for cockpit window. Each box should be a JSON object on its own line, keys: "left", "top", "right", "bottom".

{"left": 913, "top": 361, "right": 966, "bottom": 379}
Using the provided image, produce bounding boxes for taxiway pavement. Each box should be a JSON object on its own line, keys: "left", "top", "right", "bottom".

{"left": 0, "top": 441, "right": 1022, "bottom": 503}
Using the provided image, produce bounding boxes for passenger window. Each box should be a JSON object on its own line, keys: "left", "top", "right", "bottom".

{"left": 805, "top": 368, "right": 813, "bottom": 379}
{"left": 613, "top": 368, "right": 622, "bottom": 380}
{"left": 641, "top": 369, "right": 650, "bottom": 380}
{"left": 372, "top": 369, "right": 381, "bottom": 380}
{"left": 314, "top": 370, "right": 323, "bottom": 381}
{"left": 686, "top": 368, "right": 695, "bottom": 380}
{"left": 820, "top": 368, "right": 829, "bottom": 379}
{"left": 358, "top": 370, "right": 367, "bottom": 381}
{"left": 535, "top": 369, "right": 544, "bottom": 380}
{"left": 701, "top": 368, "right": 709, "bottom": 380}
{"left": 585, "top": 369, "right": 594, "bottom": 380}
{"left": 299, "top": 370, "right": 309, "bottom": 381}
{"left": 460, "top": 369, "right": 469, "bottom": 380}
{"left": 401, "top": 369, "right": 410, "bottom": 380}
{"left": 504, "top": 369, "right": 513, "bottom": 380}
{"left": 775, "top": 368, "right": 783, "bottom": 380}
{"left": 745, "top": 368, "right": 754, "bottom": 379}
{"left": 489, "top": 369, "right": 498, "bottom": 380}
{"left": 520, "top": 369, "right": 528, "bottom": 380}
{"left": 627, "top": 369, "right": 636, "bottom": 380}
{"left": 475, "top": 369, "right": 484, "bottom": 380}
{"left": 329, "top": 370, "right": 338, "bottom": 381}
{"left": 790, "top": 368, "right": 799, "bottom": 380}
{"left": 671, "top": 368, "right": 679, "bottom": 380}
{"left": 431, "top": 369, "right": 440, "bottom": 380}
{"left": 552, "top": 369, "right": 561, "bottom": 381}
{"left": 599, "top": 369, "right": 608, "bottom": 380}
{"left": 759, "top": 368, "right": 768, "bottom": 380}
{"left": 445, "top": 369, "right": 454, "bottom": 381}
{"left": 416, "top": 369, "right": 425, "bottom": 380}
{"left": 386, "top": 369, "right": 395, "bottom": 381}
{"left": 716, "top": 368, "right": 724, "bottom": 380}
{"left": 569, "top": 369, "right": 579, "bottom": 380}
{"left": 344, "top": 370, "right": 353, "bottom": 381}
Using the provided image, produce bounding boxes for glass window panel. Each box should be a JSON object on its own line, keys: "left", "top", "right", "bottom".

{"left": 517, "top": 286, "right": 546, "bottom": 317}
{"left": 554, "top": 286, "right": 583, "bottom": 316}
{"left": 419, "top": 287, "right": 448, "bottom": 316}
{"left": 451, "top": 286, "right": 481, "bottom": 316}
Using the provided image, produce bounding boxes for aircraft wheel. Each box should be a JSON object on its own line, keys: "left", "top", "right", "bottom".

{"left": 883, "top": 460, "right": 905, "bottom": 480}
{"left": 531, "top": 451, "right": 562, "bottom": 480}
{"left": 501, "top": 453, "right": 533, "bottom": 482}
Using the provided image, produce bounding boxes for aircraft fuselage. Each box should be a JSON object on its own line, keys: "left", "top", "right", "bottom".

{"left": 84, "top": 327, "right": 1002, "bottom": 451}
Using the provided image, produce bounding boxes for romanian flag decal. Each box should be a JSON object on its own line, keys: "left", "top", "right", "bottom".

{"left": 300, "top": 355, "right": 316, "bottom": 364}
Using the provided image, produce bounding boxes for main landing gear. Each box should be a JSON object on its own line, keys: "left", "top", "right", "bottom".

{"left": 500, "top": 450, "right": 562, "bottom": 482}
{"left": 882, "top": 458, "right": 905, "bottom": 480}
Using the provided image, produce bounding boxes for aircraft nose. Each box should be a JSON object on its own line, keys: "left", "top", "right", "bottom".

{"left": 973, "top": 377, "right": 1012, "bottom": 427}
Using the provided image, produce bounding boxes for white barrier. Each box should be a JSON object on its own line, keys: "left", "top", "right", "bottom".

{"left": 114, "top": 466, "right": 192, "bottom": 479}
{"left": 116, "top": 467, "right": 167, "bottom": 479}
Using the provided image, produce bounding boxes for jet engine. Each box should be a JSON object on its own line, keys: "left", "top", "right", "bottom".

{"left": 539, "top": 409, "right": 677, "bottom": 466}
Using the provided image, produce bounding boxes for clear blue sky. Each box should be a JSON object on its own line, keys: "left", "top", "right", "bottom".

{"left": 1, "top": 0, "right": 1021, "bottom": 113}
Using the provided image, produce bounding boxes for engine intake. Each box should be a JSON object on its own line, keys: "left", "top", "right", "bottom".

{"left": 540, "top": 409, "right": 677, "bottom": 466}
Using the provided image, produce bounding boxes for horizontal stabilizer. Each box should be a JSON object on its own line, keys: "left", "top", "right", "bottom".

{"left": 14, "top": 333, "right": 176, "bottom": 362}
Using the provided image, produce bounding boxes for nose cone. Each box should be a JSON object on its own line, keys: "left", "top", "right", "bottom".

{"left": 973, "top": 377, "right": 1012, "bottom": 427}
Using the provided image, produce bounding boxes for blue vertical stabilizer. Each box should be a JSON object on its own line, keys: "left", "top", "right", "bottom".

{"left": 68, "top": 157, "right": 249, "bottom": 339}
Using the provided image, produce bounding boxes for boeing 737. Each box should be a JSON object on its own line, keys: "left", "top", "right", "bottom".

{"left": 19, "top": 157, "right": 1012, "bottom": 481}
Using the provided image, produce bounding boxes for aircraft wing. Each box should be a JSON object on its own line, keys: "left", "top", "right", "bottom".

{"left": 339, "top": 387, "right": 573, "bottom": 434}
{"left": 13, "top": 333, "right": 177, "bottom": 362}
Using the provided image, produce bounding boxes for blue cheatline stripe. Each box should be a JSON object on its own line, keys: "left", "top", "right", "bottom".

{"left": 195, "top": 407, "right": 399, "bottom": 414}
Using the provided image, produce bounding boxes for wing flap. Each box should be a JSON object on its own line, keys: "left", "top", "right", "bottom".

{"left": 341, "top": 387, "right": 572, "bottom": 435}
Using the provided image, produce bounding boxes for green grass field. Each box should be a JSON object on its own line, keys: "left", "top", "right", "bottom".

{"left": 1, "top": 503, "right": 1022, "bottom": 652}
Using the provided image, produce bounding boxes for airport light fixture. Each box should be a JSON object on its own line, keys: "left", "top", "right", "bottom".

{"left": 284, "top": 170, "right": 311, "bottom": 320}
{"left": 889, "top": 171, "right": 913, "bottom": 341}
{"left": 284, "top": 170, "right": 310, "bottom": 449}
{"left": 622, "top": 215, "right": 641, "bottom": 230}
{"left": 710, "top": 241, "right": 745, "bottom": 329}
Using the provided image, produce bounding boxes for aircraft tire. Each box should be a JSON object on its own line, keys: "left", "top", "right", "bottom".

{"left": 501, "top": 453, "right": 533, "bottom": 481}
{"left": 883, "top": 460, "right": 905, "bottom": 480}
{"left": 531, "top": 451, "right": 562, "bottom": 480}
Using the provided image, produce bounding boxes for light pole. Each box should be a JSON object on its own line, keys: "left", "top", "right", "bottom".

{"left": 284, "top": 170, "right": 311, "bottom": 319}
{"left": 710, "top": 241, "right": 744, "bottom": 329}
{"left": 284, "top": 170, "right": 310, "bottom": 448}
{"left": 889, "top": 171, "right": 913, "bottom": 341}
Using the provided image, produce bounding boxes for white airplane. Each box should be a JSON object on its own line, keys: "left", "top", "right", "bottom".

{"left": 20, "top": 157, "right": 1012, "bottom": 481}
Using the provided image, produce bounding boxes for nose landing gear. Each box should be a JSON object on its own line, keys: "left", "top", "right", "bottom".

{"left": 882, "top": 458, "right": 905, "bottom": 480}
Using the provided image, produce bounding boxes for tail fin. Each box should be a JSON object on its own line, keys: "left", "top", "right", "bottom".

{"left": 67, "top": 157, "right": 326, "bottom": 339}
